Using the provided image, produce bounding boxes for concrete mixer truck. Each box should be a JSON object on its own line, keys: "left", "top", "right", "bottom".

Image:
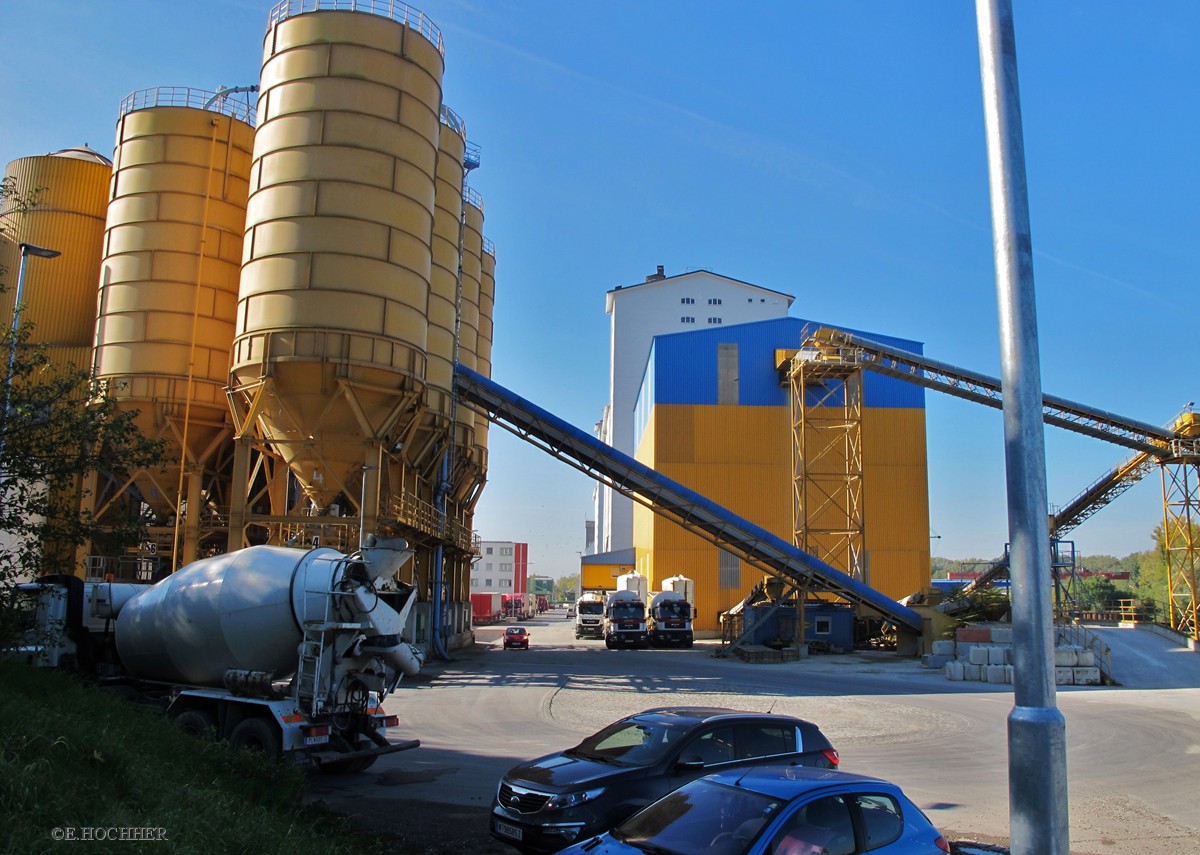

{"left": 7, "top": 536, "right": 424, "bottom": 773}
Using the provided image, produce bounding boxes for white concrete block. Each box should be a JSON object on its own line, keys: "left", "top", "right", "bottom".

{"left": 990, "top": 626, "right": 1013, "bottom": 644}
{"left": 1005, "top": 664, "right": 1014, "bottom": 684}
{"left": 945, "top": 660, "right": 964, "bottom": 681}
{"left": 932, "top": 639, "right": 956, "bottom": 657}
{"left": 1073, "top": 667, "right": 1101, "bottom": 686}
{"left": 1055, "top": 648, "right": 1079, "bottom": 667}
{"left": 1076, "top": 650, "right": 1095, "bottom": 667}
{"left": 988, "top": 646, "right": 1008, "bottom": 666}
{"left": 963, "top": 663, "right": 982, "bottom": 681}
{"left": 986, "top": 664, "right": 1008, "bottom": 683}
{"left": 1055, "top": 667, "right": 1074, "bottom": 685}
{"left": 969, "top": 646, "right": 990, "bottom": 666}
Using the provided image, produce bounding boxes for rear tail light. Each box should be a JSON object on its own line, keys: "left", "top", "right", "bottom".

{"left": 934, "top": 834, "right": 951, "bottom": 852}
{"left": 381, "top": 714, "right": 399, "bottom": 728}
{"left": 302, "top": 724, "right": 330, "bottom": 738}
{"left": 822, "top": 748, "right": 840, "bottom": 768}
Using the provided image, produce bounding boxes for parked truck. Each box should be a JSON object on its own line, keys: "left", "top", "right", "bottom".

{"left": 9, "top": 536, "right": 424, "bottom": 773}
{"left": 647, "top": 589, "right": 695, "bottom": 647}
{"left": 574, "top": 592, "right": 606, "bottom": 639}
{"left": 471, "top": 592, "right": 503, "bottom": 625}
{"left": 603, "top": 588, "right": 649, "bottom": 649}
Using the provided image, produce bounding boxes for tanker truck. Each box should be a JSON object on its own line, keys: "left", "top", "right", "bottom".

{"left": 9, "top": 536, "right": 424, "bottom": 773}
{"left": 647, "top": 590, "right": 695, "bottom": 648}
{"left": 603, "top": 588, "right": 649, "bottom": 649}
{"left": 573, "top": 592, "right": 606, "bottom": 639}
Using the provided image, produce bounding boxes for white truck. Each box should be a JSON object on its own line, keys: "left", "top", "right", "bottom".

{"left": 647, "top": 590, "right": 695, "bottom": 647}
{"left": 574, "top": 592, "right": 606, "bottom": 639}
{"left": 603, "top": 588, "right": 649, "bottom": 649}
{"left": 9, "top": 535, "right": 424, "bottom": 773}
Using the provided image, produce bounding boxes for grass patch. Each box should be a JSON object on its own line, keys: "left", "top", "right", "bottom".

{"left": 0, "top": 662, "right": 384, "bottom": 854}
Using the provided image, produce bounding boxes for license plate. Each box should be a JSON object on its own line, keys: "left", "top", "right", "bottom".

{"left": 494, "top": 821, "right": 523, "bottom": 841}
{"left": 304, "top": 735, "right": 329, "bottom": 746}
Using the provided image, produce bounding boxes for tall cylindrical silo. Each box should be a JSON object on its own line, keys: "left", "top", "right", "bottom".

{"left": 94, "top": 88, "right": 254, "bottom": 515}
{"left": 432, "top": 105, "right": 467, "bottom": 462}
{"left": 0, "top": 146, "right": 112, "bottom": 373}
{"left": 232, "top": 2, "right": 445, "bottom": 509}
{"left": 461, "top": 189, "right": 490, "bottom": 476}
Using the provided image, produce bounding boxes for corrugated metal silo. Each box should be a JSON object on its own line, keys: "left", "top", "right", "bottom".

{"left": 433, "top": 105, "right": 467, "bottom": 457}
{"left": 0, "top": 146, "right": 112, "bottom": 372}
{"left": 231, "top": 2, "right": 445, "bottom": 509}
{"left": 94, "top": 88, "right": 255, "bottom": 516}
{"left": 461, "top": 189, "right": 490, "bottom": 472}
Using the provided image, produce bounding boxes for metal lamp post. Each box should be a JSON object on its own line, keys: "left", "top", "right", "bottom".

{"left": 2, "top": 242, "right": 61, "bottom": 459}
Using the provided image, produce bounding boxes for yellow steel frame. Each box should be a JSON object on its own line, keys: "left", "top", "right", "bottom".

{"left": 1161, "top": 461, "right": 1200, "bottom": 638}
{"left": 790, "top": 349, "right": 865, "bottom": 581}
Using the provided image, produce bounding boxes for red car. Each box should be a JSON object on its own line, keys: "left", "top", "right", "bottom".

{"left": 503, "top": 626, "right": 530, "bottom": 649}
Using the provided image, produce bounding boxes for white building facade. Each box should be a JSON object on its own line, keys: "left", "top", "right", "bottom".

{"left": 471, "top": 540, "right": 528, "bottom": 592}
{"left": 595, "top": 267, "right": 793, "bottom": 554}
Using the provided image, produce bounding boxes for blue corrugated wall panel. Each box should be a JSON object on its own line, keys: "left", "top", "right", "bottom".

{"left": 649, "top": 317, "right": 924, "bottom": 409}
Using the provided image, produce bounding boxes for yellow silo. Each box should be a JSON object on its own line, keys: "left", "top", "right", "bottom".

{"left": 0, "top": 146, "right": 112, "bottom": 372}
{"left": 93, "top": 87, "right": 255, "bottom": 517}
{"left": 462, "top": 190, "right": 492, "bottom": 477}
{"left": 432, "top": 105, "right": 467, "bottom": 457}
{"left": 231, "top": 3, "right": 445, "bottom": 510}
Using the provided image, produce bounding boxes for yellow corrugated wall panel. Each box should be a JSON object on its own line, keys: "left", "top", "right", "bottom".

{"left": 633, "top": 401, "right": 931, "bottom": 632}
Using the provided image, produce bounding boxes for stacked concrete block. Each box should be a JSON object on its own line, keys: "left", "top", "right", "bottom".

{"left": 933, "top": 623, "right": 1104, "bottom": 686}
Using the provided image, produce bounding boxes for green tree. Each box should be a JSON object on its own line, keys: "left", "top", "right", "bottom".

{"left": 554, "top": 573, "right": 579, "bottom": 603}
{"left": 0, "top": 177, "right": 165, "bottom": 645}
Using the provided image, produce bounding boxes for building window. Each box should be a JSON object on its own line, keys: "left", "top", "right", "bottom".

{"left": 471, "top": 578, "right": 478, "bottom": 587}
{"left": 486, "top": 547, "right": 493, "bottom": 555}
{"left": 501, "top": 546, "right": 513, "bottom": 556}
{"left": 708, "top": 298, "right": 722, "bottom": 305}
{"left": 501, "top": 563, "right": 512, "bottom": 572}
{"left": 501, "top": 579, "right": 511, "bottom": 588}
{"left": 815, "top": 617, "right": 832, "bottom": 635}
{"left": 708, "top": 317, "right": 722, "bottom": 324}
{"left": 681, "top": 316, "right": 696, "bottom": 324}
{"left": 680, "top": 297, "right": 694, "bottom": 304}
{"left": 485, "top": 578, "right": 492, "bottom": 587}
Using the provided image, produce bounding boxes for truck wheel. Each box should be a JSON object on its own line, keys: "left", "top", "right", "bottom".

{"left": 605, "top": 636, "right": 615, "bottom": 649}
{"left": 175, "top": 709, "right": 217, "bottom": 741}
{"left": 229, "top": 717, "right": 281, "bottom": 761}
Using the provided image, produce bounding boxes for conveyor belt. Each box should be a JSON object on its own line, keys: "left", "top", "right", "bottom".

{"left": 454, "top": 365, "right": 924, "bottom": 635}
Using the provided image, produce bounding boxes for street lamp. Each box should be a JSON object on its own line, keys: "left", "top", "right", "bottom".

{"left": 3, "top": 242, "right": 61, "bottom": 455}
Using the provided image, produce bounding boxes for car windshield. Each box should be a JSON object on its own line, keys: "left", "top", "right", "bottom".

{"left": 610, "top": 602, "right": 643, "bottom": 619}
{"left": 570, "top": 717, "right": 688, "bottom": 767}
{"left": 507, "top": 628, "right": 525, "bottom": 635}
{"left": 658, "top": 601, "right": 690, "bottom": 618}
{"left": 614, "top": 780, "right": 782, "bottom": 855}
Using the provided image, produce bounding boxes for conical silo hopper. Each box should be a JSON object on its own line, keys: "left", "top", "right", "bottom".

{"left": 93, "top": 89, "right": 254, "bottom": 516}
{"left": 231, "top": 3, "right": 445, "bottom": 509}
{"left": 0, "top": 146, "right": 112, "bottom": 374}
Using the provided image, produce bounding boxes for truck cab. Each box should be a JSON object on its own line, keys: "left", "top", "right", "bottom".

{"left": 648, "top": 590, "right": 695, "bottom": 647}
{"left": 573, "top": 593, "right": 605, "bottom": 639}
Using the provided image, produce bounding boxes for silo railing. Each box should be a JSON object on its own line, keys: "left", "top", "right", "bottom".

{"left": 118, "top": 86, "right": 257, "bottom": 126}
{"left": 266, "top": 0, "right": 444, "bottom": 55}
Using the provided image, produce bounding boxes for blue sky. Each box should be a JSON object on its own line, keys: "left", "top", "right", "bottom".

{"left": 3, "top": 1, "right": 1196, "bottom": 579}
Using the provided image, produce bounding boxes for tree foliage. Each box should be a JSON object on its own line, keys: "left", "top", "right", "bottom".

{"left": 0, "top": 177, "right": 165, "bottom": 643}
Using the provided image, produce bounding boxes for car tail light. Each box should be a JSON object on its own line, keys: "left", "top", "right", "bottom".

{"left": 934, "top": 834, "right": 951, "bottom": 853}
{"left": 822, "top": 748, "right": 840, "bottom": 767}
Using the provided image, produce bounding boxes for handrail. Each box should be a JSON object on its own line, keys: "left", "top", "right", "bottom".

{"left": 266, "top": 0, "right": 444, "bottom": 56}
{"left": 119, "top": 86, "right": 257, "bottom": 126}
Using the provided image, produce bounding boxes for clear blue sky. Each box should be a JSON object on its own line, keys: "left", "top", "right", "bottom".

{"left": 3, "top": 1, "right": 1196, "bottom": 580}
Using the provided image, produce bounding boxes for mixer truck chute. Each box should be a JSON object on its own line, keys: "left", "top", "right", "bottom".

{"left": 8, "top": 536, "right": 424, "bottom": 773}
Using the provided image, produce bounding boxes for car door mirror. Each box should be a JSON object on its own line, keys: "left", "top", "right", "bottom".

{"left": 675, "top": 758, "right": 706, "bottom": 771}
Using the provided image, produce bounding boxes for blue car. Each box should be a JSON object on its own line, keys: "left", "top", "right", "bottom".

{"left": 555, "top": 766, "right": 950, "bottom": 855}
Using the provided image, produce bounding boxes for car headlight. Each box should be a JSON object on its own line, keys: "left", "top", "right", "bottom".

{"left": 546, "top": 787, "right": 605, "bottom": 809}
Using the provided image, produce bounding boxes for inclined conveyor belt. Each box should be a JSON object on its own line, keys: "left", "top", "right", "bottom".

{"left": 454, "top": 364, "right": 924, "bottom": 635}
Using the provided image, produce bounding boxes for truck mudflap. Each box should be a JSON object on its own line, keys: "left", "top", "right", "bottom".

{"left": 309, "top": 737, "right": 420, "bottom": 768}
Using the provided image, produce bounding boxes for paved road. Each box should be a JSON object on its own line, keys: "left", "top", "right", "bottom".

{"left": 313, "top": 612, "right": 1200, "bottom": 854}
